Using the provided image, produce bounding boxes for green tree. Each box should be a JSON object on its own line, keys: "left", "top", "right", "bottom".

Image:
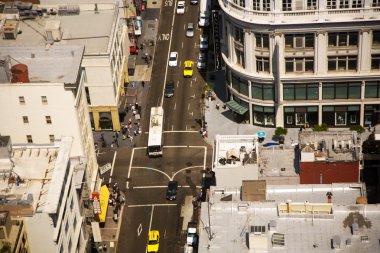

{"left": 312, "top": 124, "right": 329, "bottom": 132}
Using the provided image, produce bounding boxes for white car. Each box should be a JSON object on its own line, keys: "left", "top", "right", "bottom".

{"left": 197, "top": 60, "right": 206, "bottom": 70}
{"left": 169, "top": 52, "right": 178, "bottom": 67}
{"left": 199, "top": 35, "right": 208, "bottom": 50}
{"left": 176, "top": 1, "right": 185, "bottom": 14}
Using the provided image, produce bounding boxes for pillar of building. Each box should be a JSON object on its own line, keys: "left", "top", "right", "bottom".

{"left": 359, "top": 29, "right": 372, "bottom": 73}
{"left": 316, "top": 31, "right": 327, "bottom": 75}
{"left": 244, "top": 30, "right": 254, "bottom": 73}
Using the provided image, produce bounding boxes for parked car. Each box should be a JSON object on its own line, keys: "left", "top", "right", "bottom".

{"left": 169, "top": 52, "right": 178, "bottom": 67}
{"left": 164, "top": 81, "right": 175, "bottom": 98}
{"left": 166, "top": 181, "right": 178, "bottom": 200}
{"left": 176, "top": 1, "right": 185, "bottom": 14}
{"left": 190, "top": 0, "right": 198, "bottom": 4}
{"left": 199, "top": 34, "right": 208, "bottom": 50}
{"left": 197, "top": 52, "right": 206, "bottom": 69}
{"left": 186, "top": 23, "right": 194, "bottom": 37}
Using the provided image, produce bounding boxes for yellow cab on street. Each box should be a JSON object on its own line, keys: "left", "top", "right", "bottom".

{"left": 147, "top": 230, "right": 160, "bottom": 253}
{"left": 183, "top": 60, "right": 194, "bottom": 78}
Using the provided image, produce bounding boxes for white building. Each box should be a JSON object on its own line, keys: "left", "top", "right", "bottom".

{"left": 0, "top": 136, "right": 86, "bottom": 253}
{"left": 199, "top": 183, "right": 380, "bottom": 253}
{"left": 219, "top": 0, "right": 380, "bottom": 128}
{"left": 0, "top": 1, "right": 128, "bottom": 131}
{"left": 0, "top": 45, "right": 98, "bottom": 192}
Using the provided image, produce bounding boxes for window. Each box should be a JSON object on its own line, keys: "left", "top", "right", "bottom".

{"left": 231, "top": 73, "right": 249, "bottom": 96}
{"left": 233, "top": 0, "right": 245, "bottom": 7}
{"left": 365, "top": 81, "right": 380, "bottom": 98}
{"left": 373, "top": 31, "right": 380, "bottom": 46}
{"left": 328, "top": 56, "right": 357, "bottom": 71}
{"left": 283, "top": 84, "right": 319, "bottom": 100}
{"left": 253, "top": 0, "right": 260, "bottom": 10}
{"left": 339, "top": 0, "right": 349, "bottom": 8}
{"left": 284, "top": 106, "right": 318, "bottom": 127}
{"left": 282, "top": 0, "right": 292, "bottom": 11}
{"left": 328, "top": 32, "right": 358, "bottom": 47}
{"left": 65, "top": 221, "right": 69, "bottom": 234}
{"left": 307, "top": 0, "right": 317, "bottom": 9}
{"left": 372, "top": 55, "right": 380, "bottom": 70}
{"left": 234, "top": 27, "right": 244, "bottom": 45}
{"left": 322, "top": 82, "right": 361, "bottom": 99}
{"left": 252, "top": 83, "right": 274, "bottom": 100}
{"left": 85, "top": 87, "right": 91, "bottom": 105}
{"left": 49, "top": 135, "right": 55, "bottom": 143}
{"left": 285, "top": 58, "right": 314, "bottom": 73}
{"left": 285, "top": 34, "right": 314, "bottom": 49}
{"left": 256, "top": 34, "right": 269, "bottom": 48}
{"left": 23, "top": 116, "right": 29, "bottom": 124}
{"left": 19, "top": 96, "right": 25, "bottom": 105}
{"left": 373, "top": 0, "right": 380, "bottom": 7}
{"left": 253, "top": 105, "right": 275, "bottom": 126}
{"left": 256, "top": 57, "right": 270, "bottom": 73}
{"left": 235, "top": 49, "right": 245, "bottom": 68}
{"left": 327, "top": 0, "right": 337, "bottom": 8}
{"left": 26, "top": 135, "right": 33, "bottom": 144}
{"left": 263, "top": 0, "right": 271, "bottom": 10}
{"left": 352, "top": 0, "right": 362, "bottom": 7}
{"left": 41, "top": 96, "right": 48, "bottom": 104}
{"left": 46, "top": 116, "right": 52, "bottom": 124}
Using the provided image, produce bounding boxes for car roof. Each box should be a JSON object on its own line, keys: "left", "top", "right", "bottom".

{"left": 168, "top": 181, "right": 178, "bottom": 186}
{"left": 178, "top": 1, "right": 185, "bottom": 5}
{"left": 187, "top": 23, "right": 194, "bottom": 28}
{"left": 166, "top": 81, "right": 174, "bottom": 87}
{"left": 170, "top": 52, "right": 178, "bottom": 56}
{"left": 149, "top": 230, "right": 159, "bottom": 239}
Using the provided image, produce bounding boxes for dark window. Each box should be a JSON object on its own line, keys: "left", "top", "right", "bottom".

{"left": 252, "top": 83, "right": 274, "bottom": 100}
{"left": 365, "top": 81, "right": 380, "bottom": 98}
{"left": 328, "top": 32, "right": 358, "bottom": 47}
{"left": 373, "top": 31, "right": 380, "bottom": 46}
{"left": 371, "top": 54, "right": 380, "bottom": 70}
{"left": 322, "top": 82, "right": 361, "bottom": 99}
{"left": 231, "top": 73, "right": 249, "bottom": 96}
{"left": 283, "top": 84, "right": 319, "bottom": 100}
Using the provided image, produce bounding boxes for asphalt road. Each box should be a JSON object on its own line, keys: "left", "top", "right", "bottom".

{"left": 104, "top": 1, "right": 214, "bottom": 252}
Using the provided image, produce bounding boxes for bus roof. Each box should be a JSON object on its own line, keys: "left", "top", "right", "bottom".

{"left": 148, "top": 107, "right": 164, "bottom": 147}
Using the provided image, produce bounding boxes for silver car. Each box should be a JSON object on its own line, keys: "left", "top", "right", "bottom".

{"left": 186, "top": 23, "right": 194, "bottom": 37}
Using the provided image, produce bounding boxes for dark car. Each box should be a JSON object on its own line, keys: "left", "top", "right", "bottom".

{"left": 166, "top": 181, "right": 178, "bottom": 200}
{"left": 164, "top": 81, "right": 175, "bottom": 98}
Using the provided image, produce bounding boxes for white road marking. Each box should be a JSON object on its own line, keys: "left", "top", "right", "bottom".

{"left": 137, "top": 223, "right": 143, "bottom": 236}
{"left": 177, "top": 80, "right": 179, "bottom": 87}
{"left": 128, "top": 204, "right": 178, "bottom": 208}
{"left": 131, "top": 185, "right": 202, "bottom": 189}
{"left": 161, "top": 0, "right": 178, "bottom": 107}
{"left": 194, "top": 77, "right": 197, "bottom": 82}
{"left": 163, "top": 130, "right": 198, "bottom": 133}
{"left": 127, "top": 147, "right": 147, "bottom": 189}
{"left": 171, "top": 165, "right": 204, "bottom": 180}
{"left": 190, "top": 80, "right": 192, "bottom": 87}
{"left": 188, "top": 103, "right": 190, "bottom": 110}
{"left": 182, "top": 41, "right": 184, "bottom": 48}
{"left": 132, "top": 167, "right": 171, "bottom": 180}
{"left": 194, "top": 42, "right": 197, "bottom": 48}
{"left": 174, "top": 102, "right": 176, "bottom": 110}
{"left": 148, "top": 205, "right": 154, "bottom": 234}
{"left": 108, "top": 151, "right": 118, "bottom": 184}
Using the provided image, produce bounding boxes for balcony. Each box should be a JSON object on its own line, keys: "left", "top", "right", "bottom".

{"left": 219, "top": 0, "right": 380, "bottom": 25}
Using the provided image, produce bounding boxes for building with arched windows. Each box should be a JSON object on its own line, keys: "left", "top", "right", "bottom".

{"left": 218, "top": 0, "right": 380, "bottom": 127}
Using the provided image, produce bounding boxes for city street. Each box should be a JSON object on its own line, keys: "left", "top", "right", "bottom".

{"left": 95, "top": 0, "right": 213, "bottom": 252}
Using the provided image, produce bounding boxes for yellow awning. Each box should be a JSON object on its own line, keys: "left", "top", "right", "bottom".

{"left": 98, "top": 185, "right": 110, "bottom": 223}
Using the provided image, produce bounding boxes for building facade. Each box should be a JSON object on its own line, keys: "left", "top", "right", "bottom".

{"left": 219, "top": 0, "right": 380, "bottom": 127}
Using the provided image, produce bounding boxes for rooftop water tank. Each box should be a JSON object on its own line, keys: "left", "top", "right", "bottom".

{"left": 11, "top": 64, "right": 29, "bottom": 83}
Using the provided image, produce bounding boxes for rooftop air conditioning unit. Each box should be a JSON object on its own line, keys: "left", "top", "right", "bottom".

{"left": 44, "top": 20, "right": 62, "bottom": 42}
{"left": 2, "top": 20, "right": 19, "bottom": 40}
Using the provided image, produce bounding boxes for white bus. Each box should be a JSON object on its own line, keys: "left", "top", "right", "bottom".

{"left": 148, "top": 107, "right": 164, "bottom": 157}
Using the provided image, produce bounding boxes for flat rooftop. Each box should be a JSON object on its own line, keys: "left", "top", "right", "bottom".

{"left": 259, "top": 147, "right": 297, "bottom": 176}
{"left": 0, "top": 3, "right": 118, "bottom": 55}
{"left": 0, "top": 45, "right": 84, "bottom": 83}
{"left": 199, "top": 186, "right": 380, "bottom": 253}
{"left": 0, "top": 137, "right": 72, "bottom": 215}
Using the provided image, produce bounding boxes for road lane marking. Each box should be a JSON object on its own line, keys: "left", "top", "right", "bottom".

{"left": 131, "top": 185, "right": 202, "bottom": 189}
{"left": 128, "top": 204, "right": 178, "bottom": 208}
{"left": 109, "top": 151, "right": 118, "bottom": 184}
{"left": 188, "top": 103, "right": 190, "bottom": 110}
{"left": 190, "top": 80, "right": 192, "bottom": 87}
{"left": 174, "top": 102, "right": 176, "bottom": 110}
{"left": 132, "top": 167, "right": 171, "bottom": 180}
{"left": 161, "top": 0, "right": 178, "bottom": 107}
{"left": 182, "top": 41, "right": 184, "bottom": 48}
{"left": 127, "top": 147, "right": 146, "bottom": 189}
{"left": 163, "top": 130, "right": 198, "bottom": 133}
{"left": 177, "top": 80, "right": 179, "bottom": 87}
{"left": 171, "top": 165, "right": 204, "bottom": 180}
{"left": 138, "top": 223, "right": 143, "bottom": 236}
{"left": 172, "top": 125, "right": 174, "bottom": 131}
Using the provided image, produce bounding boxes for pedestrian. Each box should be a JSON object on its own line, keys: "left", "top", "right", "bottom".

{"left": 128, "top": 118, "right": 132, "bottom": 125}
{"left": 126, "top": 106, "right": 129, "bottom": 113}
{"left": 103, "top": 244, "right": 107, "bottom": 251}
{"left": 135, "top": 102, "right": 139, "bottom": 110}
{"left": 216, "top": 103, "right": 220, "bottom": 110}
{"left": 122, "top": 134, "right": 126, "bottom": 140}
{"left": 130, "top": 135, "right": 134, "bottom": 142}
{"left": 131, "top": 105, "right": 135, "bottom": 112}
{"left": 121, "top": 196, "right": 126, "bottom": 205}
{"left": 115, "top": 131, "right": 119, "bottom": 139}
{"left": 133, "top": 110, "right": 137, "bottom": 116}
{"left": 138, "top": 127, "right": 142, "bottom": 134}
{"left": 134, "top": 129, "right": 137, "bottom": 136}
{"left": 142, "top": 81, "right": 145, "bottom": 87}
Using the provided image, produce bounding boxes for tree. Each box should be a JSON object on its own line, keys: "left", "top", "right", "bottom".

{"left": 312, "top": 124, "right": 329, "bottom": 132}
{"left": 1, "top": 242, "right": 11, "bottom": 253}
{"left": 275, "top": 127, "right": 288, "bottom": 136}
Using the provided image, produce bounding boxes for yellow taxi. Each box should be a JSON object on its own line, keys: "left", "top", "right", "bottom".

{"left": 183, "top": 60, "right": 194, "bottom": 78}
{"left": 147, "top": 230, "right": 160, "bottom": 253}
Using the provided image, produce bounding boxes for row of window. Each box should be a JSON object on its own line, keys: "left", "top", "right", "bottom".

{"left": 255, "top": 55, "right": 380, "bottom": 73}
{"left": 18, "top": 96, "right": 48, "bottom": 105}
{"left": 237, "top": 0, "right": 379, "bottom": 11}
{"left": 229, "top": 72, "right": 380, "bottom": 100}
{"left": 254, "top": 31, "right": 380, "bottom": 50}
{"left": 26, "top": 135, "right": 55, "bottom": 143}
{"left": 23, "top": 116, "right": 52, "bottom": 124}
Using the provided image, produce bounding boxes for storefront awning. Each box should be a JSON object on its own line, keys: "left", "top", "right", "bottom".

{"left": 226, "top": 100, "right": 248, "bottom": 115}
{"left": 98, "top": 185, "right": 110, "bottom": 223}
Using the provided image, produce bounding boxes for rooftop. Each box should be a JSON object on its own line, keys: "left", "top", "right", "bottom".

{"left": 199, "top": 185, "right": 380, "bottom": 253}
{"left": 0, "top": 137, "right": 73, "bottom": 215}
{"left": 0, "top": 3, "right": 118, "bottom": 55}
{"left": 298, "top": 131, "right": 360, "bottom": 162}
{"left": 0, "top": 45, "right": 84, "bottom": 83}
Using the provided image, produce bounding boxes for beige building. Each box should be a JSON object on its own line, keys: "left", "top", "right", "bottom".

{"left": 219, "top": 0, "right": 380, "bottom": 128}
{"left": 0, "top": 1, "right": 128, "bottom": 131}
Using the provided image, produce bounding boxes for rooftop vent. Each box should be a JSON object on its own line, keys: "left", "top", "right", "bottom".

{"left": 58, "top": 5, "right": 80, "bottom": 16}
{"left": 250, "top": 225, "right": 265, "bottom": 235}
{"left": 2, "top": 20, "right": 19, "bottom": 40}
{"left": 272, "top": 233, "right": 285, "bottom": 247}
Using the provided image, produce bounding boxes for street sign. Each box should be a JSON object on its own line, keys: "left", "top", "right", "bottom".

{"left": 99, "top": 163, "right": 111, "bottom": 175}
